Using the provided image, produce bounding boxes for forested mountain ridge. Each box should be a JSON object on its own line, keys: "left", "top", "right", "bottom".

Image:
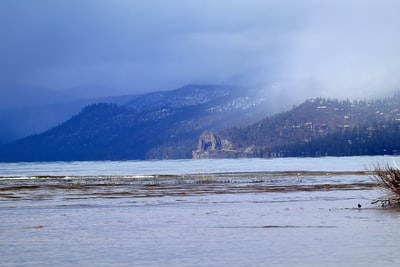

{"left": 1, "top": 83, "right": 400, "bottom": 162}
{"left": 218, "top": 95, "right": 400, "bottom": 157}
{"left": 0, "top": 83, "right": 140, "bottom": 145}
{"left": 0, "top": 84, "right": 277, "bottom": 162}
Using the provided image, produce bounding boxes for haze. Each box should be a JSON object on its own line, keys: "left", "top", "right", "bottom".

{"left": 1, "top": 0, "right": 400, "bottom": 100}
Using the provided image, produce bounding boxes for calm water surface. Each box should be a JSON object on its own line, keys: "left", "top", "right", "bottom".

{"left": 1, "top": 156, "right": 400, "bottom": 266}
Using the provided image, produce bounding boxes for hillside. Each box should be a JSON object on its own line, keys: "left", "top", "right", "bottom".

{"left": 0, "top": 83, "right": 139, "bottom": 145}
{"left": 2, "top": 84, "right": 400, "bottom": 162}
{"left": 0, "top": 84, "right": 277, "bottom": 162}
{"left": 215, "top": 95, "right": 400, "bottom": 158}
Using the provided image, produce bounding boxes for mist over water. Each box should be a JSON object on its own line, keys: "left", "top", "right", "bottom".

{"left": 2, "top": 1, "right": 400, "bottom": 262}
{"left": 1, "top": 1, "right": 400, "bottom": 154}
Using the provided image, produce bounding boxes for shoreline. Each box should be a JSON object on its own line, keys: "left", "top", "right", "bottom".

{"left": 0, "top": 170, "right": 373, "bottom": 180}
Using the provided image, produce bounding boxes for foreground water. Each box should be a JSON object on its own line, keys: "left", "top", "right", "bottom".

{"left": 1, "top": 156, "right": 400, "bottom": 266}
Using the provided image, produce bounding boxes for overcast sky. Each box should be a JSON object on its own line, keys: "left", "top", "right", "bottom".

{"left": 1, "top": 0, "right": 400, "bottom": 99}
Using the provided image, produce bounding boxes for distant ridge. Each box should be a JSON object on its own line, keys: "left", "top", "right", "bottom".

{"left": 219, "top": 95, "right": 400, "bottom": 158}
{"left": 0, "top": 83, "right": 77, "bottom": 109}
{"left": 0, "top": 83, "right": 139, "bottom": 144}
{"left": 1, "top": 84, "right": 400, "bottom": 162}
{"left": 0, "top": 84, "right": 277, "bottom": 162}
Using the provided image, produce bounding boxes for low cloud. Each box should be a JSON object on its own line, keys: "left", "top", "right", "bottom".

{"left": 0, "top": 0, "right": 399, "bottom": 100}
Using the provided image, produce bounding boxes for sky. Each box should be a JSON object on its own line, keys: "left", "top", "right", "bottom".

{"left": 1, "top": 0, "right": 400, "bottom": 99}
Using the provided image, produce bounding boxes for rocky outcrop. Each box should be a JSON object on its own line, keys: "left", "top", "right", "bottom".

{"left": 192, "top": 130, "right": 255, "bottom": 159}
{"left": 196, "top": 131, "right": 222, "bottom": 151}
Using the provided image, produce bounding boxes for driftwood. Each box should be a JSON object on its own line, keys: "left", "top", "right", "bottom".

{"left": 371, "top": 197, "right": 400, "bottom": 207}
{"left": 371, "top": 164, "right": 400, "bottom": 207}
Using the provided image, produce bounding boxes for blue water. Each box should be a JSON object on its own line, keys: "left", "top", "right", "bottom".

{"left": 0, "top": 155, "right": 396, "bottom": 177}
{"left": 1, "top": 156, "right": 400, "bottom": 266}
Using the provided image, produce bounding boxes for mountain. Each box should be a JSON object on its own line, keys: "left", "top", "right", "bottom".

{"left": 0, "top": 84, "right": 280, "bottom": 162}
{"left": 0, "top": 83, "right": 139, "bottom": 145}
{"left": 4, "top": 83, "right": 398, "bottom": 162}
{"left": 0, "top": 83, "right": 77, "bottom": 109}
{"left": 213, "top": 95, "right": 400, "bottom": 158}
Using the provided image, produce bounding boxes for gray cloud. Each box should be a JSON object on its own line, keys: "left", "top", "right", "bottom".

{"left": 0, "top": 0, "right": 399, "bottom": 99}
{"left": 282, "top": 1, "right": 400, "bottom": 99}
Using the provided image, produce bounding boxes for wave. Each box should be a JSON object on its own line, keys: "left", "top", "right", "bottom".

{"left": 0, "top": 170, "right": 371, "bottom": 181}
